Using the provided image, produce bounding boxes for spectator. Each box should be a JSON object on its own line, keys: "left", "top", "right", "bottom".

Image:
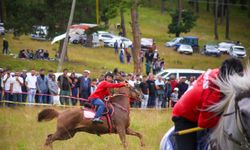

{"left": 57, "top": 69, "right": 72, "bottom": 105}
{"left": 155, "top": 75, "right": 165, "bottom": 109}
{"left": 125, "top": 48, "right": 132, "bottom": 64}
{"left": 114, "top": 40, "right": 118, "bottom": 54}
{"left": 170, "top": 87, "right": 179, "bottom": 107}
{"left": 0, "top": 69, "right": 3, "bottom": 100}
{"left": 70, "top": 72, "right": 78, "bottom": 106}
{"left": 2, "top": 38, "right": 9, "bottom": 55}
{"left": 145, "top": 62, "right": 151, "bottom": 75}
{"left": 120, "top": 41, "right": 125, "bottom": 49}
{"left": 48, "top": 74, "right": 58, "bottom": 104}
{"left": 145, "top": 50, "right": 154, "bottom": 64}
{"left": 37, "top": 69, "right": 49, "bottom": 103}
{"left": 169, "top": 75, "right": 178, "bottom": 92}
{"left": 78, "top": 70, "right": 91, "bottom": 106}
{"left": 91, "top": 78, "right": 98, "bottom": 94}
{"left": 178, "top": 76, "right": 189, "bottom": 99}
{"left": 119, "top": 48, "right": 125, "bottom": 64}
{"left": 133, "top": 74, "right": 141, "bottom": 108}
{"left": 147, "top": 73, "right": 156, "bottom": 108}
{"left": 25, "top": 69, "right": 37, "bottom": 104}
{"left": 160, "top": 58, "right": 165, "bottom": 71}
{"left": 127, "top": 73, "right": 135, "bottom": 87}
{"left": 164, "top": 79, "right": 172, "bottom": 108}
{"left": 10, "top": 72, "right": 23, "bottom": 104}
{"left": 187, "top": 76, "right": 196, "bottom": 87}
{"left": 140, "top": 75, "right": 149, "bottom": 109}
{"left": 44, "top": 50, "right": 49, "bottom": 59}
{"left": 153, "top": 49, "right": 159, "bottom": 61}
{"left": 3, "top": 70, "right": 12, "bottom": 101}
{"left": 20, "top": 70, "right": 28, "bottom": 102}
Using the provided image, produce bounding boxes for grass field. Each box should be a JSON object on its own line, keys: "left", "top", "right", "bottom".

{"left": 0, "top": 106, "right": 172, "bottom": 150}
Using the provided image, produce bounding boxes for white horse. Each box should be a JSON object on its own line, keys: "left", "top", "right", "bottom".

{"left": 160, "top": 67, "right": 250, "bottom": 150}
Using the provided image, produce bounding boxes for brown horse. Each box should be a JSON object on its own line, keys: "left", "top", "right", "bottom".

{"left": 38, "top": 86, "right": 145, "bottom": 149}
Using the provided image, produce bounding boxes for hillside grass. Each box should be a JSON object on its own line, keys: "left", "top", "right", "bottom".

{"left": 0, "top": 106, "right": 172, "bottom": 150}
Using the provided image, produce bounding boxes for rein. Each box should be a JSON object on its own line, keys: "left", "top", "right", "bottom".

{"left": 222, "top": 97, "right": 250, "bottom": 149}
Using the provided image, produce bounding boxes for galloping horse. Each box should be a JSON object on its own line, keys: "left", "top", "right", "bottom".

{"left": 160, "top": 67, "right": 250, "bottom": 150}
{"left": 38, "top": 86, "right": 145, "bottom": 149}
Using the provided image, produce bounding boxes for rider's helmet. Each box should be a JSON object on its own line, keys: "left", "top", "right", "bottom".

{"left": 105, "top": 72, "right": 114, "bottom": 78}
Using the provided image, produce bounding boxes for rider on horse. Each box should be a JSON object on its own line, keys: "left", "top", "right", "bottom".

{"left": 88, "top": 72, "right": 127, "bottom": 124}
{"left": 172, "top": 58, "right": 243, "bottom": 150}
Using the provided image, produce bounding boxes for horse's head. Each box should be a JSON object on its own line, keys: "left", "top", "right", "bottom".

{"left": 116, "top": 86, "right": 142, "bottom": 102}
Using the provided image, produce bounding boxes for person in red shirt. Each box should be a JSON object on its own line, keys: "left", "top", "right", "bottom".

{"left": 88, "top": 72, "right": 126, "bottom": 124}
{"left": 172, "top": 58, "right": 243, "bottom": 150}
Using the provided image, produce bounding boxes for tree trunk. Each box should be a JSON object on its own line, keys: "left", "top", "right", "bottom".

{"left": 225, "top": 0, "right": 230, "bottom": 39}
{"left": 0, "top": 0, "right": 3, "bottom": 22}
{"left": 161, "top": 0, "right": 166, "bottom": 14}
{"left": 206, "top": 0, "right": 210, "bottom": 12}
{"left": 131, "top": 0, "right": 141, "bottom": 74}
{"left": 195, "top": 0, "right": 199, "bottom": 13}
{"left": 120, "top": 8, "right": 126, "bottom": 37}
{"left": 214, "top": 0, "right": 219, "bottom": 40}
{"left": 220, "top": 0, "right": 224, "bottom": 24}
{"left": 86, "top": 34, "right": 93, "bottom": 47}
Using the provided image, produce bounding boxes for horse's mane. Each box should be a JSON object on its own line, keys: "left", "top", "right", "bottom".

{"left": 208, "top": 66, "right": 250, "bottom": 148}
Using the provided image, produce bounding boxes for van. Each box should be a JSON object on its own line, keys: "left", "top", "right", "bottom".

{"left": 156, "top": 69, "right": 205, "bottom": 80}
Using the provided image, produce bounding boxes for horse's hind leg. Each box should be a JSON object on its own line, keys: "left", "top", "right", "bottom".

{"left": 126, "top": 128, "right": 145, "bottom": 148}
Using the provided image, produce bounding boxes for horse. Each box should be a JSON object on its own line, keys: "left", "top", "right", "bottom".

{"left": 160, "top": 67, "right": 250, "bottom": 150}
{"left": 38, "top": 86, "right": 145, "bottom": 149}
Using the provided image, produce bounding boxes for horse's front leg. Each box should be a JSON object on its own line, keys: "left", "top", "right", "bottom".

{"left": 126, "top": 128, "right": 145, "bottom": 148}
{"left": 117, "top": 126, "right": 128, "bottom": 150}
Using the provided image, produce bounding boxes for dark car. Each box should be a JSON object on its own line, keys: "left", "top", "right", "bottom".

{"left": 203, "top": 44, "right": 221, "bottom": 57}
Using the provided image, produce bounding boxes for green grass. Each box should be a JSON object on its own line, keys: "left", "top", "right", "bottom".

{"left": 0, "top": 106, "right": 172, "bottom": 150}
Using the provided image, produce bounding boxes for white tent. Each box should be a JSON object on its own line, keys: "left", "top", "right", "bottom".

{"left": 51, "top": 33, "right": 66, "bottom": 44}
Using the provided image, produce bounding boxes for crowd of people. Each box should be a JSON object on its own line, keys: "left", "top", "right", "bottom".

{"left": 18, "top": 49, "right": 50, "bottom": 60}
{"left": 0, "top": 67, "right": 195, "bottom": 109}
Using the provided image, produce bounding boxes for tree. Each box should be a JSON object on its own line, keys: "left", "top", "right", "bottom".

{"left": 168, "top": 10, "right": 198, "bottom": 37}
{"left": 220, "top": 0, "right": 225, "bottom": 24}
{"left": 130, "top": 0, "right": 142, "bottom": 74}
{"left": 161, "top": 0, "right": 166, "bottom": 14}
{"left": 214, "top": 0, "right": 219, "bottom": 40}
{"left": 195, "top": 0, "right": 199, "bottom": 13}
{"left": 225, "top": 0, "right": 230, "bottom": 39}
{"left": 207, "top": 0, "right": 210, "bottom": 12}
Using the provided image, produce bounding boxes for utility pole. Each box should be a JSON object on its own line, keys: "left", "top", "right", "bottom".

{"left": 57, "top": 0, "right": 76, "bottom": 72}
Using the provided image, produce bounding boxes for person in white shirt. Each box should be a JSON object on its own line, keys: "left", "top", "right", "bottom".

{"left": 10, "top": 72, "right": 23, "bottom": 103}
{"left": 127, "top": 73, "right": 135, "bottom": 87}
{"left": 155, "top": 75, "right": 165, "bottom": 109}
{"left": 25, "top": 69, "right": 37, "bottom": 104}
{"left": 3, "top": 70, "right": 12, "bottom": 101}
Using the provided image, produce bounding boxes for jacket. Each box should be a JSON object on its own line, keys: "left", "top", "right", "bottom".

{"left": 88, "top": 80, "right": 125, "bottom": 102}
{"left": 172, "top": 69, "right": 222, "bottom": 128}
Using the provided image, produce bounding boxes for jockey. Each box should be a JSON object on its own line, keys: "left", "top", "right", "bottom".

{"left": 172, "top": 58, "right": 243, "bottom": 150}
{"left": 88, "top": 72, "right": 126, "bottom": 124}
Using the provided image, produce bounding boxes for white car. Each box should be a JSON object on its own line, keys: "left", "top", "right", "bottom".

{"left": 165, "top": 37, "right": 183, "bottom": 47}
{"left": 177, "top": 44, "right": 193, "bottom": 54}
{"left": 218, "top": 42, "right": 235, "bottom": 53}
{"left": 0, "top": 23, "right": 5, "bottom": 35}
{"left": 98, "top": 32, "right": 116, "bottom": 41}
{"left": 104, "top": 36, "right": 132, "bottom": 48}
{"left": 229, "top": 45, "right": 246, "bottom": 58}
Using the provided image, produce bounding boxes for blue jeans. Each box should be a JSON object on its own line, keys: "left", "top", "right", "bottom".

{"left": 28, "top": 88, "right": 36, "bottom": 104}
{"left": 38, "top": 91, "right": 47, "bottom": 103}
{"left": 90, "top": 98, "right": 105, "bottom": 118}
{"left": 13, "top": 93, "right": 22, "bottom": 102}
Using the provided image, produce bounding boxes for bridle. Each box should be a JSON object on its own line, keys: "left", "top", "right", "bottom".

{"left": 222, "top": 94, "right": 250, "bottom": 149}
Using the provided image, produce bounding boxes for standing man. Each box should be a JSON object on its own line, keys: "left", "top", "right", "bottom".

{"left": 20, "top": 70, "right": 28, "bottom": 102}
{"left": 147, "top": 73, "right": 156, "bottom": 108}
{"left": 155, "top": 75, "right": 165, "bottom": 109}
{"left": 140, "top": 75, "right": 149, "bottom": 109}
{"left": 25, "top": 69, "right": 37, "bottom": 104}
{"left": 57, "top": 69, "right": 72, "bottom": 105}
{"left": 37, "top": 69, "right": 49, "bottom": 103}
{"left": 177, "top": 76, "right": 189, "bottom": 99}
{"left": 48, "top": 74, "right": 58, "bottom": 104}
{"left": 0, "top": 69, "right": 3, "bottom": 100}
{"left": 78, "top": 70, "right": 91, "bottom": 106}
{"left": 3, "top": 69, "right": 12, "bottom": 101}
{"left": 114, "top": 40, "right": 118, "bottom": 54}
{"left": 2, "top": 38, "right": 9, "bottom": 55}
{"left": 10, "top": 72, "right": 23, "bottom": 104}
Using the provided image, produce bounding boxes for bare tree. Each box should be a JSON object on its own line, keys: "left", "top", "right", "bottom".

{"left": 206, "top": 0, "right": 210, "bottom": 12}
{"left": 120, "top": 7, "right": 126, "bottom": 37}
{"left": 131, "top": 0, "right": 141, "bottom": 74}
{"left": 178, "top": 0, "right": 182, "bottom": 27}
{"left": 220, "top": 0, "right": 224, "bottom": 24}
{"left": 214, "top": 0, "right": 219, "bottom": 40}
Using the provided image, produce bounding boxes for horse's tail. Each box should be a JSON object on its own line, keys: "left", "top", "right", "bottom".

{"left": 38, "top": 108, "right": 59, "bottom": 122}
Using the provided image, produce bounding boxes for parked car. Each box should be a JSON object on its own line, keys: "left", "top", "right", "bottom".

{"left": 98, "top": 31, "right": 116, "bottom": 41}
{"left": 229, "top": 45, "right": 246, "bottom": 58}
{"left": 165, "top": 37, "right": 183, "bottom": 47}
{"left": 0, "top": 22, "right": 5, "bottom": 35}
{"left": 177, "top": 44, "right": 193, "bottom": 54}
{"left": 175, "top": 36, "right": 199, "bottom": 52}
{"left": 203, "top": 44, "right": 221, "bottom": 57}
{"left": 30, "top": 25, "right": 49, "bottom": 40}
{"left": 156, "top": 68, "right": 205, "bottom": 80}
{"left": 218, "top": 42, "right": 235, "bottom": 54}
{"left": 104, "top": 36, "right": 132, "bottom": 48}
{"left": 69, "top": 33, "right": 86, "bottom": 44}
{"left": 141, "top": 38, "right": 154, "bottom": 51}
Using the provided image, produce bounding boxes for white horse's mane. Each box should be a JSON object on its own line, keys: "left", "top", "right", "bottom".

{"left": 208, "top": 66, "right": 250, "bottom": 149}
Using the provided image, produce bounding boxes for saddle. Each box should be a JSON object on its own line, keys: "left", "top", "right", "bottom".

{"left": 82, "top": 98, "right": 114, "bottom": 133}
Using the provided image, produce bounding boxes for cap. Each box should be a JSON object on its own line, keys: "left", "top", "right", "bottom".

{"left": 174, "top": 87, "right": 179, "bottom": 91}
{"left": 84, "top": 70, "right": 90, "bottom": 74}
